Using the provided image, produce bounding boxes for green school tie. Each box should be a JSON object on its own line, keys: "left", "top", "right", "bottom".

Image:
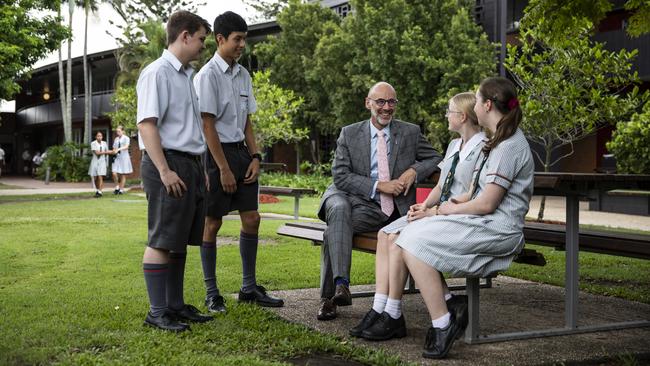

{"left": 439, "top": 151, "right": 460, "bottom": 203}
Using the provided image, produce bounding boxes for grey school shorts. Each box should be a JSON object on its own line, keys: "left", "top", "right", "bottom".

{"left": 205, "top": 142, "right": 259, "bottom": 218}
{"left": 141, "top": 150, "right": 205, "bottom": 251}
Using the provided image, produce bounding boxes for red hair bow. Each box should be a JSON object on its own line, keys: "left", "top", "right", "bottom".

{"left": 508, "top": 98, "right": 519, "bottom": 110}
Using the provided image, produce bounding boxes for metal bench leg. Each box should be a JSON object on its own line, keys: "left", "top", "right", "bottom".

{"left": 293, "top": 196, "right": 299, "bottom": 219}
{"left": 403, "top": 274, "right": 419, "bottom": 294}
{"left": 464, "top": 277, "right": 480, "bottom": 344}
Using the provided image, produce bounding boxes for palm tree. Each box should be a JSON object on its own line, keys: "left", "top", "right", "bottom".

{"left": 114, "top": 20, "right": 167, "bottom": 87}
{"left": 79, "top": 0, "right": 99, "bottom": 145}
{"left": 57, "top": 0, "right": 73, "bottom": 142}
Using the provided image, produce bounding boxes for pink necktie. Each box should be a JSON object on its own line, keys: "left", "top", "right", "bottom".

{"left": 377, "top": 130, "right": 394, "bottom": 217}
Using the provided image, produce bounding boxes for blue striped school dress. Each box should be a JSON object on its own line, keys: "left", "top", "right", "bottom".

{"left": 382, "top": 132, "right": 486, "bottom": 234}
{"left": 393, "top": 129, "right": 534, "bottom": 277}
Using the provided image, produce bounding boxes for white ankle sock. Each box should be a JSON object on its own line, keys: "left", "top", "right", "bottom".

{"left": 385, "top": 298, "right": 402, "bottom": 319}
{"left": 432, "top": 312, "right": 451, "bottom": 329}
{"left": 372, "top": 293, "right": 388, "bottom": 314}
{"left": 444, "top": 293, "right": 452, "bottom": 301}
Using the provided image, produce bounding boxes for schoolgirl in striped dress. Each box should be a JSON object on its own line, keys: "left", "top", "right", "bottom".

{"left": 389, "top": 77, "right": 534, "bottom": 359}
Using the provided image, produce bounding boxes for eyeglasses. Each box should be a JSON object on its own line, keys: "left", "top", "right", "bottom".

{"left": 445, "top": 109, "right": 462, "bottom": 117}
{"left": 369, "top": 98, "right": 398, "bottom": 107}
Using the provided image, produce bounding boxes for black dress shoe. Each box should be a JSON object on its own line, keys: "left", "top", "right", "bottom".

{"left": 446, "top": 295, "right": 468, "bottom": 339}
{"left": 361, "top": 312, "right": 407, "bottom": 341}
{"left": 238, "top": 285, "right": 284, "bottom": 307}
{"left": 422, "top": 313, "right": 463, "bottom": 359}
{"left": 206, "top": 295, "right": 227, "bottom": 313}
{"left": 317, "top": 298, "right": 337, "bottom": 321}
{"left": 332, "top": 284, "right": 352, "bottom": 306}
{"left": 143, "top": 311, "right": 190, "bottom": 332}
{"left": 169, "top": 304, "right": 214, "bottom": 323}
{"left": 349, "top": 309, "right": 381, "bottom": 337}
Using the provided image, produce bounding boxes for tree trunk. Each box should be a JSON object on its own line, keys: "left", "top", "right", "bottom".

{"left": 536, "top": 144, "right": 553, "bottom": 221}
{"left": 64, "top": 1, "right": 74, "bottom": 142}
{"left": 83, "top": 3, "right": 92, "bottom": 146}
{"left": 57, "top": 5, "right": 68, "bottom": 141}
{"left": 295, "top": 142, "right": 301, "bottom": 175}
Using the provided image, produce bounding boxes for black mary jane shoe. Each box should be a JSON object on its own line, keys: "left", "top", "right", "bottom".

{"left": 422, "top": 313, "right": 463, "bottom": 359}
{"left": 349, "top": 308, "right": 381, "bottom": 337}
{"left": 361, "top": 312, "right": 407, "bottom": 341}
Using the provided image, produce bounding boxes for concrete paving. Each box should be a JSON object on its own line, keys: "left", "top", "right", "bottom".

{"left": 0, "top": 176, "right": 97, "bottom": 195}
{"left": 267, "top": 277, "right": 650, "bottom": 365}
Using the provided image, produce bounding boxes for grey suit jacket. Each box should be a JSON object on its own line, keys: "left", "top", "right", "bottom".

{"left": 318, "top": 119, "right": 442, "bottom": 220}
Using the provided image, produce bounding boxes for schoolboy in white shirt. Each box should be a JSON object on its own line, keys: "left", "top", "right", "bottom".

{"left": 136, "top": 10, "right": 213, "bottom": 332}
{"left": 194, "top": 11, "right": 284, "bottom": 313}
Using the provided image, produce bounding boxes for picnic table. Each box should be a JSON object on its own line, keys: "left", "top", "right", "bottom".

{"left": 467, "top": 172, "right": 650, "bottom": 343}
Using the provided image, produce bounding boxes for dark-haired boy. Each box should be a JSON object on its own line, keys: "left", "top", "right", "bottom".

{"left": 194, "top": 11, "right": 284, "bottom": 313}
{"left": 137, "top": 10, "right": 213, "bottom": 332}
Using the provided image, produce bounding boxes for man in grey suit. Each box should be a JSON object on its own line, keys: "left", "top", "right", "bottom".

{"left": 317, "top": 82, "right": 442, "bottom": 320}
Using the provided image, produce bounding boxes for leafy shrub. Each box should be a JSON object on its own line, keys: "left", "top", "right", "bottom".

{"left": 606, "top": 102, "right": 650, "bottom": 174}
{"left": 259, "top": 172, "right": 331, "bottom": 196}
{"left": 38, "top": 142, "right": 91, "bottom": 182}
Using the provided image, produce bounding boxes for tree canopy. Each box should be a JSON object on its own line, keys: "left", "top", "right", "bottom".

{"left": 506, "top": 25, "right": 646, "bottom": 171}
{"left": 251, "top": 70, "right": 308, "bottom": 150}
{"left": 255, "top": 0, "right": 496, "bottom": 152}
{"left": 0, "top": 0, "right": 69, "bottom": 100}
{"left": 522, "top": 0, "right": 650, "bottom": 40}
{"left": 607, "top": 101, "right": 650, "bottom": 174}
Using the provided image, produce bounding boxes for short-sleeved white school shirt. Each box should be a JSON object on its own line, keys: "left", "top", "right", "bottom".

{"left": 136, "top": 49, "right": 206, "bottom": 155}
{"left": 193, "top": 52, "right": 257, "bottom": 143}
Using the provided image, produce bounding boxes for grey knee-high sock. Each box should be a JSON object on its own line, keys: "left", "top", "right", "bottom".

{"left": 166, "top": 252, "right": 186, "bottom": 311}
{"left": 143, "top": 263, "right": 168, "bottom": 317}
{"left": 200, "top": 240, "right": 220, "bottom": 298}
{"left": 240, "top": 231, "right": 258, "bottom": 292}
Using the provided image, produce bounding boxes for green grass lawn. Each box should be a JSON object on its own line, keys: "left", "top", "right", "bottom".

{"left": 0, "top": 194, "right": 395, "bottom": 365}
{"left": 1, "top": 194, "right": 648, "bottom": 365}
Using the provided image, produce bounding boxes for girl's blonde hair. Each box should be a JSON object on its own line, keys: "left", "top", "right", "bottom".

{"left": 450, "top": 92, "right": 478, "bottom": 125}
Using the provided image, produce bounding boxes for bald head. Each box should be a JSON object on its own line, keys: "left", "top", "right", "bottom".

{"left": 366, "top": 81, "right": 398, "bottom": 128}
{"left": 368, "top": 82, "right": 396, "bottom": 99}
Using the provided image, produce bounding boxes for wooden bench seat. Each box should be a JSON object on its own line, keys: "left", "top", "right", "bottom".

{"left": 277, "top": 222, "right": 544, "bottom": 298}
{"left": 259, "top": 186, "right": 316, "bottom": 219}
{"left": 277, "top": 221, "right": 547, "bottom": 264}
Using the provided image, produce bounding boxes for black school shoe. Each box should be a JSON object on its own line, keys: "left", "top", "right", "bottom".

{"left": 168, "top": 304, "right": 214, "bottom": 323}
{"left": 238, "top": 285, "right": 284, "bottom": 307}
{"left": 361, "top": 312, "right": 407, "bottom": 341}
{"left": 206, "top": 295, "right": 227, "bottom": 313}
{"left": 349, "top": 308, "right": 381, "bottom": 337}
{"left": 446, "top": 295, "right": 468, "bottom": 339}
{"left": 143, "top": 311, "right": 190, "bottom": 332}
{"left": 422, "top": 312, "right": 463, "bottom": 359}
